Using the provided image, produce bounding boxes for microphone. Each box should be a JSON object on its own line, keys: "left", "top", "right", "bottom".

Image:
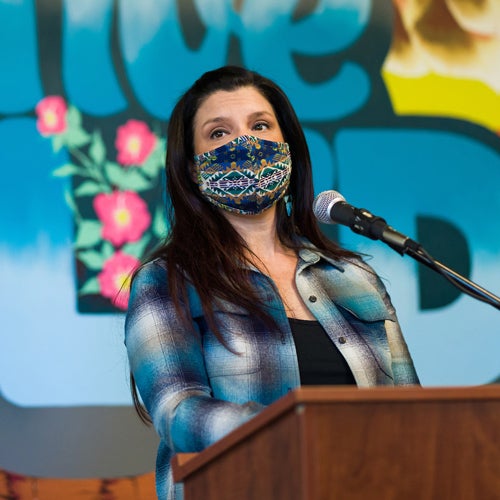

{"left": 313, "top": 191, "right": 500, "bottom": 309}
{"left": 312, "top": 190, "right": 419, "bottom": 254}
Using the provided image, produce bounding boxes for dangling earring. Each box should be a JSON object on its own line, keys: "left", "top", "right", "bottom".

{"left": 284, "top": 194, "right": 292, "bottom": 217}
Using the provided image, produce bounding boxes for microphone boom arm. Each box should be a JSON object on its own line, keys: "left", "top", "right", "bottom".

{"left": 391, "top": 236, "right": 500, "bottom": 311}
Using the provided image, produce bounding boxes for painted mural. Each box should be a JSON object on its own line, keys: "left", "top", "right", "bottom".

{"left": 0, "top": 0, "right": 499, "bottom": 486}
{"left": 36, "top": 96, "right": 166, "bottom": 311}
{"left": 383, "top": 0, "right": 500, "bottom": 133}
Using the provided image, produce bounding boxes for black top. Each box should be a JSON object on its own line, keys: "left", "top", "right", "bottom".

{"left": 288, "top": 318, "right": 356, "bottom": 386}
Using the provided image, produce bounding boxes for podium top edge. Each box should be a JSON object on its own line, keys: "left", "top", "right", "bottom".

{"left": 286, "top": 384, "right": 500, "bottom": 404}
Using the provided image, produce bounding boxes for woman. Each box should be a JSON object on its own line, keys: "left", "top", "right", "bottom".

{"left": 125, "top": 65, "right": 419, "bottom": 500}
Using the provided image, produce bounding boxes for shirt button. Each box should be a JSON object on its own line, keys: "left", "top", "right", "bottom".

{"left": 338, "top": 337, "right": 347, "bottom": 344}
{"left": 308, "top": 295, "right": 317, "bottom": 303}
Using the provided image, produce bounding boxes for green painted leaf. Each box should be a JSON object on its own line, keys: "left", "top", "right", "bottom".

{"left": 141, "top": 152, "right": 163, "bottom": 178}
{"left": 66, "top": 106, "right": 82, "bottom": 128}
{"left": 101, "top": 241, "right": 115, "bottom": 260}
{"left": 105, "top": 162, "right": 151, "bottom": 191}
{"left": 66, "top": 127, "right": 91, "bottom": 148}
{"left": 122, "top": 234, "right": 151, "bottom": 258}
{"left": 119, "top": 169, "right": 152, "bottom": 191}
{"left": 78, "top": 276, "right": 101, "bottom": 296}
{"left": 89, "top": 131, "right": 106, "bottom": 165}
{"left": 51, "top": 134, "right": 66, "bottom": 153}
{"left": 104, "top": 162, "right": 126, "bottom": 186}
{"left": 74, "top": 220, "right": 102, "bottom": 248}
{"left": 74, "top": 180, "right": 103, "bottom": 197}
{"left": 64, "top": 188, "right": 78, "bottom": 213}
{"left": 52, "top": 163, "right": 81, "bottom": 177}
{"left": 153, "top": 206, "right": 167, "bottom": 238}
{"left": 77, "top": 249, "right": 106, "bottom": 270}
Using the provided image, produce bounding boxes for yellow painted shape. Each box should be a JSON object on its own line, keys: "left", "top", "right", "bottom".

{"left": 382, "top": 70, "right": 500, "bottom": 134}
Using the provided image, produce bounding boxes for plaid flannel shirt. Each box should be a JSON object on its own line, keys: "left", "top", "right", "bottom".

{"left": 125, "top": 243, "right": 419, "bottom": 499}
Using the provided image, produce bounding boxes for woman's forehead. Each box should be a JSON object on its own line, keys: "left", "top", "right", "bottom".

{"left": 194, "top": 87, "right": 274, "bottom": 124}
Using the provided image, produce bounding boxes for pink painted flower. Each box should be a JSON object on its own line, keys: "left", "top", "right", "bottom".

{"left": 115, "top": 119, "right": 157, "bottom": 165}
{"left": 98, "top": 251, "right": 140, "bottom": 310}
{"left": 35, "top": 95, "right": 68, "bottom": 135}
{"left": 94, "top": 190, "right": 151, "bottom": 246}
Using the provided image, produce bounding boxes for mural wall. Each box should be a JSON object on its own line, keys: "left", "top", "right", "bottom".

{"left": 1, "top": 0, "right": 499, "bottom": 483}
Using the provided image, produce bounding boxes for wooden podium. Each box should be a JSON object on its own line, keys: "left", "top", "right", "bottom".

{"left": 172, "top": 385, "right": 500, "bottom": 499}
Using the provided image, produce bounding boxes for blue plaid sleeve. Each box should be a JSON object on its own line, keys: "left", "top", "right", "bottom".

{"left": 124, "top": 260, "right": 263, "bottom": 453}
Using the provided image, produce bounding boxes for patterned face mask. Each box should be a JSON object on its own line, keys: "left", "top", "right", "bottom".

{"left": 193, "top": 135, "right": 292, "bottom": 215}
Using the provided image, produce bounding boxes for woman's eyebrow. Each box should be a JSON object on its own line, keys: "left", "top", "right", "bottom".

{"left": 248, "top": 110, "right": 274, "bottom": 120}
{"left": 199, "top": 116, "right": 228, "bottom": 129}
{"left": 200, "top": 110, "right": 274, "bottom": 129}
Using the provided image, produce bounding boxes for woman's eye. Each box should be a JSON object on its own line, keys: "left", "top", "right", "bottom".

{"left": 210, "top": 129, "right": 227, "bottom": 139}
{"left": 253, "top": 122, "right": 269, "bottom": 131}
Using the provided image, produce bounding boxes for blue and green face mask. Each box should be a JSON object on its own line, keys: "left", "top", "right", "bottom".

{"left": 193, "top": 135, "right": 292, "bottom": 215}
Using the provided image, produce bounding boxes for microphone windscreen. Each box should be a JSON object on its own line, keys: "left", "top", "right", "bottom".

{"left": 313, "top": 190, "right": 346, "bottom": 224}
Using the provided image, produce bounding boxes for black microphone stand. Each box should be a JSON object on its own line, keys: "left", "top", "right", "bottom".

{"left": 389, "top": 237, "right": 500, "bottom": 311}
{"left": 344, "top": 206, "right": 500, "bottom": 310}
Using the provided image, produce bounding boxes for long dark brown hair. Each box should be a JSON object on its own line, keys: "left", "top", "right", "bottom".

{"left": 130, "top": 65, "right": 358, "bottom": 423}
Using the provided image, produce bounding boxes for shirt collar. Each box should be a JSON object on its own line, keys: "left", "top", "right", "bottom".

{"left": 297, "top": 239, "right": 345, "bottom": 272}
{"left": 243, "top": 237, "right": 346, "bottom": 273}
